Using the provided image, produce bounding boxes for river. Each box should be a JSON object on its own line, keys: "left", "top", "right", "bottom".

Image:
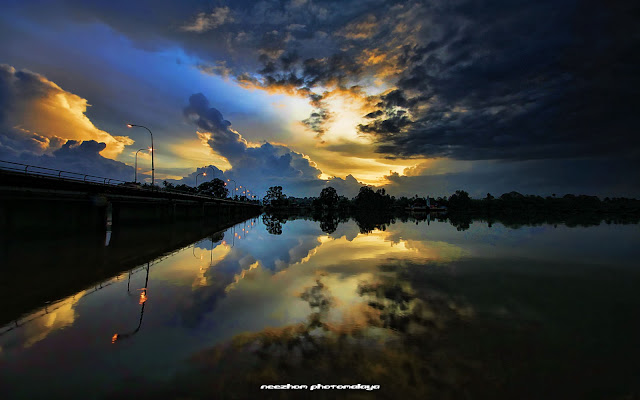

{"left": 1, "top": 215, "right": 639, "bottom": 399}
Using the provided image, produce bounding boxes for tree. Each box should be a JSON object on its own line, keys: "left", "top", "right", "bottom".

{"left": 318, "top": 213, "right": 339, "bottom": 233}
{"left": 448, "top": 190, "right": 471, "bottom": 210}
{"left": 162, "top": 180, "right": 175, "bottom": 190}
{"left": 262, "top": 213, "right": 284, "bottom": 235}
{"left": 263, "top": 186, "right": 288, "bottom": 208}
{"left": 197, "top": 178, "right": 228, "bottom": 198}
{"left": 354, "top": 186, "right": 376, "bottom": 208}
{"left": 353, "top": 186, "right": 393, "bottom": 211}
{"left": 318, "top": 186, "right": 339, "bottom": 210}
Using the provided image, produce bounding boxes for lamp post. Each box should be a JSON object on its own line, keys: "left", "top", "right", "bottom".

{"left": 134, "top": 148, "right": 147, "bottom": 183}
{"left": 226, "top": 178, "right": 237, "bottom": 199}
{"left": 127, "top": 124, "right": 154, "bottom": 187}
{"left": 207, "top": 166, "right": 216, "bottom": 180}
{"left": 196, "top": 172, "right": 206, "bottom": 188}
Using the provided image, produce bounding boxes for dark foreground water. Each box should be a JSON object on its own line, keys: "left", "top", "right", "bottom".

{"left": 1, "top": 216, "right": 639, "bottom": 399}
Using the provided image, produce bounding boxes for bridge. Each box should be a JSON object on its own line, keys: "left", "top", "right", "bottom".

{"left": 0, "top": 160, "right": 262, "bottom": 234}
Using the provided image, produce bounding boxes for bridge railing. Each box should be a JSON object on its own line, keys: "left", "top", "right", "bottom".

{"left": 0, "top": 159, "right": 129, "bottom": 185}
{"left": 0, "top": 159, "right": 262, "bottom": 205}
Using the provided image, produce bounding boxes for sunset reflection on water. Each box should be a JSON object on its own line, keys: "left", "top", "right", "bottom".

{"left": 1, "top": 217, "right": 639, "bottom": 399}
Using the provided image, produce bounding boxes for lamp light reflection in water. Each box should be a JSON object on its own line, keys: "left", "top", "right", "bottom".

{"left": 111, "top": 263, "right": 150, "bottom": 344}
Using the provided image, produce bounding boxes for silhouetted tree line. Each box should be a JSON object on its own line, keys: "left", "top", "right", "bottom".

{"left": 441, "top": 190, "right": 640, "bottom": 229}
{"left": 261, "top": 185, "right": 640, "bottom": 234}
{"left": 158, "top": 179, "right": 257, "bottom": 202}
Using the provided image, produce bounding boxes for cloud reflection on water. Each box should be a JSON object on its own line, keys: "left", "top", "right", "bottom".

{"left": 3, "top": 217, "right": 639, "bottom": 399}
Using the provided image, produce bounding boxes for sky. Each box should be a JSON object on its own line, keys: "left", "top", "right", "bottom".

{"left": 0, "top": 0, "right": 638, "bottom": 198}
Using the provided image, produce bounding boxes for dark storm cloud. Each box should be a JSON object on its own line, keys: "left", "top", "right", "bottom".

{"left": 7, "top": 0, "right": 638, "bottom": 181}
{"left": 185, "top": 0, "right": 640, "bottom": 163}
{"left": 191, "top": 0, "right": 636, "bottom": 163}
{"left": 8, "top": 0, "right": 381, "bottom": 124}
{"left": 359, "top": 0, "right": 640, "bottom": 161}
{"left": 301, "top": 93, "right": 332, "bottom": 138}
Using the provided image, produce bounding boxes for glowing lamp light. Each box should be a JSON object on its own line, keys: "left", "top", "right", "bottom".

{"left": 112, "top": 334, "right": 119, "bottom": 343}
{"left": 139, "top": 288, "right": 147, "bottom": 304}
{"left": 126, "top": 124, "right": 133, "bottom": 128}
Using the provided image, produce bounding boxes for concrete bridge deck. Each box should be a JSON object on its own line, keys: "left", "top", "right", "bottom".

{"left": 0, "top": 169, "right": 262, "bottom": 233}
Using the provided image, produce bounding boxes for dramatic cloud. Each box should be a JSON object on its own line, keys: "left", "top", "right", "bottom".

{"left": 0, "top": 64, "right": 133, "bottom": 159}
{"left": 183, "top": 0, "right": 639, "bottom": 163}
{"left": 182, "top": 92, "right": 362, "bottom": 197}
{"left": 336, "top": 14, "right": 379, "bottom": 40}
{"left": 184, "top": 92, "right": 320, "bottom": 178}
{"left": 3, "top": 0, "right": 638, "bottom": 196}
{"left": 357, "top": 1, "right": 640, "bottom": 161}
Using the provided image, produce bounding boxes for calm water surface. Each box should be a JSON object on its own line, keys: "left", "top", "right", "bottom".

{"left": 1, "top": 216, "right": 639, "bottom": 399}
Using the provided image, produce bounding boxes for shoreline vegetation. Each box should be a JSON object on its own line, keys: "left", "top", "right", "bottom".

{"left": 262, "top": 186, "right": 640, "bottom": 233}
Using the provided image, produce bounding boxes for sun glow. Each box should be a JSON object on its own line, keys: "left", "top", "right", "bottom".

{"left": 166, "top": 136, "right": 232, "bottom": 171}
{"left": 315, "top": 90, "right": 374, "bottom": 145}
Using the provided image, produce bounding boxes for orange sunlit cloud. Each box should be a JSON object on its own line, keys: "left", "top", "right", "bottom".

{"left": 166, "top": 135, "right": 232, "bottom": 171}
{"left": 4, "top": 66, "right": 133, "bottom": 158}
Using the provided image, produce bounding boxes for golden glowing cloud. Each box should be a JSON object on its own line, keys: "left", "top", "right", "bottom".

{"left": 150, "top": 243, "right": 231, "bottom": 287}
{"left": 166, "top": 134, "right": 232, "bottom": 171}
{"left": 4, "top": 65, "right": 133, "bottom": 158}
{"left": 195, "top": 57, "right": 431, "bottom": 186}
{"left": 293, "top": 230, "right": 466, "bottom": 267}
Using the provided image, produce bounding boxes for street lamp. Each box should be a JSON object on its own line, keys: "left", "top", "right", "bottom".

{"left": 226, "top": 178, "right": 237, "bottom": 199}
{"left": 196, "top": 172, "right": 206, "bottom": 188}
{"left": 127, "top": 124, "right": 154, "bottom": 187}
{"left": 207, "top": 166, "right": 217, "bottom": 180}
{"left": 134, "top": 148, "right": 148, "bottom": 183}
{"left": 240, "top": 186, "right": 252, "bottom": 201}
